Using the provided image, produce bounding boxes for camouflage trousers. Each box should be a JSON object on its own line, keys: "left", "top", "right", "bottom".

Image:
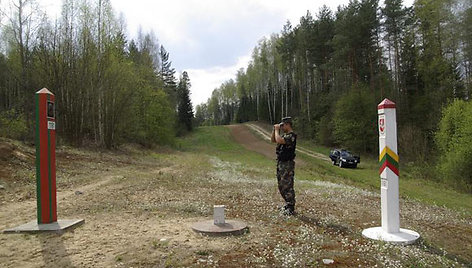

{"left": 276, "top": 160, "right": 296, "bottom": 207}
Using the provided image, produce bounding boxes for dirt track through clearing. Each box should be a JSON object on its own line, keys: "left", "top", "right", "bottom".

{"left": 227, "top": 125, "right": 275, "bottom": 160}
{"left": 228, "top": 124, "right": 306, "bottom": 166}
{"left": 244, "top": 123, "right": 331, "bottom": 162}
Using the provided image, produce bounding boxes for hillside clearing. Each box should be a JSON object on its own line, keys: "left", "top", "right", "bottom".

{"left": 0, "top": 127, "right": 471, "bottom": 267}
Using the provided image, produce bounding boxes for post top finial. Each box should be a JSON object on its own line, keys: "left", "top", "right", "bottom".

{"left": 35, "top": 88, "right": 54, "bottom": 95}
{"left": 378, "top": 98, "right": 396, "bottom": 109}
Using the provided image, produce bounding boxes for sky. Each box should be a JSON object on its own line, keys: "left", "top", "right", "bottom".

{"left": 12, "top": 0, "right": 414, "bottom": 106}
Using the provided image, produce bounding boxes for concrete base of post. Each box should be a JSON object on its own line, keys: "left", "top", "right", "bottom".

{"left": 192, "top": 219, "right": 248, "bottom": 236}
{"left": 3, "top": 219, "right": 84, "bottom": 234}
{"left": 362, "top": 227, "right": 420, "bottom": 245}
{"left": 192, "top": 205, "right": 248, "bottom": 236}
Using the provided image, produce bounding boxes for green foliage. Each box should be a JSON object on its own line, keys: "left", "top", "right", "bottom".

{"left": 463, "top": 6, "right": 472, "bottom": 96}
{"left": 202, "top": 79, "right": 239, "bottom": 126}
{"left": 196, "top": 0, "right": 471, "bottom": 169}
{"left": 333, "top": 84, "right": 377, "bottom": 153}
{"left": 333, "top": 0, "right": 381, "bottom": 85}
{"left": 0, "top": 0, "right": 184, "bottom": 148}
{"left": 0, "top": 0, "right": 470, "bottom": 167}
{"left": 177, "top": 71, "right": 194, "bottom": 135}
{"left": 414, "top": 0, "right": 460, "bottom": 101}
{"left": 316, "top": 114, "right": 334, "bottom": 146}
{"left": 0, "top": 109, "right": 28, "bottom": 140}
{"left": 194, "top": 104, "right": 208, "bottom": 127}
{"left": 435, "top": 99, "right": 472, "bottom": 191}
{"left": 132, "top": 89, "right": 175, "bottom": 147}
{"left": 160, "top": 45, "right": 178, "bottom": 108}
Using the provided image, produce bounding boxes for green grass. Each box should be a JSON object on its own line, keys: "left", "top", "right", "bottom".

{"left": 176, "top": 126, "right": 274, "bottom": 171}
{"left": 178, "top": 125, "right": 472, "bottom": 216}
{"left": 295, "top": 140, "right": 472, "bottom": 216}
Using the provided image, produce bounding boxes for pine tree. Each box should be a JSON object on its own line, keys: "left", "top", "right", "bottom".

{"left": 160, "top": 45, "right": 177, "bottom": 106}
{"left": 382, "top": 0, "right": 407, "bottom": 93}
{"left": 463, "top": 6, "right": 472, "bottom": 98}
{"left": 177, "top": 71, "right": 194, "bottom": 133}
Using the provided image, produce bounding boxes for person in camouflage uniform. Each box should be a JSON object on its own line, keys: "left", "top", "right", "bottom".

{"left": 271, "top": 117, "right": 297, "bottom": 215}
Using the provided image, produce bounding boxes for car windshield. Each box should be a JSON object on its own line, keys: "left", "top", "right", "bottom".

{"left": 341, "top": 151, "right": 352, "bottom": 157}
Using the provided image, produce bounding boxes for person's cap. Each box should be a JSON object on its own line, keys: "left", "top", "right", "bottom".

{"left": 281, "top": 117, "right": 292, "bottom": 124}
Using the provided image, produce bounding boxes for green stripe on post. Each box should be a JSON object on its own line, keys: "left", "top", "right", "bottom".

{"left": 379, "top": 153, "right": 399, "bottom": 170}
{"left": 35, "top": 94, "right": 42, "bottom": 223}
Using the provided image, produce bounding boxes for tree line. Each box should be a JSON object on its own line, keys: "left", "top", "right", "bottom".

{"left": 195, "top": 0, "right": 472, "bottom": 191}
{"left": 0, "top": 0, "right": 194, "bottom": 148}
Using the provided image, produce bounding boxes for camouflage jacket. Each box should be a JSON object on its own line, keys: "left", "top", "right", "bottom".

{"left": 276, "top": 132, "right": 297, "bottom": 161}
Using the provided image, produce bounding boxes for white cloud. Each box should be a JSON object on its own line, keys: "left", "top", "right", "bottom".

{"left": 15, "top": 0, "right": 416, "bottom": 106}
{"left": 186, "top": 53, "right": 251, "bottom": 106}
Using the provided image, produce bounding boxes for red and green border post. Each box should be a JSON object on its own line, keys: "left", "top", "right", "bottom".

{"left": 2, "top": 88, "right": 84, "bottom": 233}
{"left": 35, "top": 88, "right": 57, "bottom": 224}
{"left": 362, "top": 98, "right": 420, "bottom": 244}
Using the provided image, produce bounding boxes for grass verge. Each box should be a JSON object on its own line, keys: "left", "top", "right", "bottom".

{"left": 248, "top": 122, "right": 472, "bottom": 216}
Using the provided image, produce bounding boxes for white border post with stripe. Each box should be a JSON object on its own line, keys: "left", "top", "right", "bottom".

{"left": 362, "top": 98, "right": 420, "bottom": 244}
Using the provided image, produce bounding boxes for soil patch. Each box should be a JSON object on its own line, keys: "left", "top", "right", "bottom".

{"left": 228, "top": 124, "right": 306, "bottom": 166}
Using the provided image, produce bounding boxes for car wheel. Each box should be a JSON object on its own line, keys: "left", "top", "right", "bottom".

{"left": 332, "top": 160, "right": 336, "bottom": 165}
{"left": 353, "top": 164, "right": 357, "bottom": 169}
{"left": 338, "top": 160, "right": 343, "bottom": 168}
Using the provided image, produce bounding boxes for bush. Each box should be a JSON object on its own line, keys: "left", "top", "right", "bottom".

{"left": 316, "top": 114, "right": 334, "bottom": 146}
{"left": 127, "top": 88, "right": 175, "bottom": 147}
{"left": 294, "top": 113, "right": 317, "bottom": 140}
{"left": 0, "top": 109, "right": 28, "bottom": 140}
{"left": 398, "top": 124, "right": 429, "bottom": 163}
{"left": 332, "top": 84, "right": 377, "bottom": 153}
{"left": 435, "top": 99, "right": 472, "bottom": 192}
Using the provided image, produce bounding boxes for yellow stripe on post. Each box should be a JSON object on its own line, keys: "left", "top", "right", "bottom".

{"left": 379, "top": 146, "right": 399, "bottom": 163}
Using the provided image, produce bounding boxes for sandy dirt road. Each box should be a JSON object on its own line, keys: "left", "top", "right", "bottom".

{"left": 228, "top": 124, "right": 309, "bottom": 167}
{"left": 244, "top": 123, "right": 330, "bottom": 162}
{"left": 227, "top": 124, "right": 276, "bottom": 161}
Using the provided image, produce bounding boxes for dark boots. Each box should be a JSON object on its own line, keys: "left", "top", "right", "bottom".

{"left": 281, "top": 204, "right": 295, "bottom": 216}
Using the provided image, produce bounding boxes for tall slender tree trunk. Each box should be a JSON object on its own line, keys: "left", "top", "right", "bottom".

{"left": 256, "top": 88, "right": 259, "bottom": 121}
{"left": 273, "top": 79, "right": 276, "bottom": 121}
{"left": 394, "top": 32, "right": 400, "bottom": 94}
{"left": 388, "top": 36, "right": 393, "bottom": 87}
{"left": 281, "top": 75, "right": 284, "bottom": 117}
{"left": 285, "top": 73, "right": 289, "bottom": 116}
{"left": 266, "top": 82, "right": 273, "bottom": 123}
{"left": 291, "top": 70, "right": 294, "bottom": 113}
{"left": 97, "top": 0, "right": 105, "bottom": 146}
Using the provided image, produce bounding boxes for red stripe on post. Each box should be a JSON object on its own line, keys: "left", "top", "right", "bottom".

{"left": 39, "top": 93, "right": 50, "bottom": 223}
{"left": 379, "top": 161, "right": 387, "bottom": 175}
{"left": 378, "top": 98, "right": 396, "bottom": 110}
{"left": 386, "top": 161, "right": 399, "bottom": 176}
{"left": 379, "top": 160, "right": 399, "bottom": 176}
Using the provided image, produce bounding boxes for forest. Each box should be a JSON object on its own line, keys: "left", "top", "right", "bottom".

{"left": 0, "top": 0, "right": 194, "bottom": 148}
{"left": 195, "top": 0, "right": 472, "bottom": 191}
{"left": 1, "top": 0, "right": 471, "bottom": 191}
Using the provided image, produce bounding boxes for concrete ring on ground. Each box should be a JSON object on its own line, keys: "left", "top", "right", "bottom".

{"left": 192, "top": 220, "right": 248, "bottom": 236}
{"left": 362, "top": 227, "right": 420, "bottom": 245}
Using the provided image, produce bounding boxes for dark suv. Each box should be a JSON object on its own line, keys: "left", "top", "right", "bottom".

{"left": 329, "top": 149, "right": 360, "bottom": 168}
